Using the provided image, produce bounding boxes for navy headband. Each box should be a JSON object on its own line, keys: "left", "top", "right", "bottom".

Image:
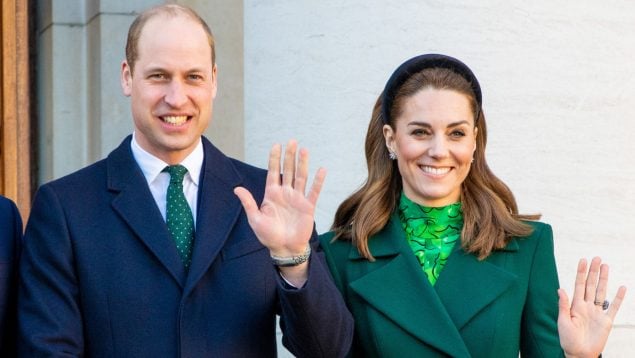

{"left": 381, "top": 54, "right": 482, "bottom": 124}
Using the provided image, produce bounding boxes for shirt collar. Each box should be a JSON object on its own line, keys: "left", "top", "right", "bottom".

{"left": 180, "top": 139, "right": 203, "bottom": 186}
{"left": 131, "top": 132, "right": 204, "bottom": 186}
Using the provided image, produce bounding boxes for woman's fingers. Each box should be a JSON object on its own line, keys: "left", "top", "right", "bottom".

{"left": 584, "top": 257, "right": 602, "bottom": 302}
{"left": 570, "top": 256, "right": 626, "bottom": 319}
{"left": 594, "top": 263, "right": 610, "bottom": 306}
{"left": 607, "top": 285, "right": 627, "bottom": 320}
{"left": 572, "top": 258, "right": 588, "bottom": 304}
{"left": 557, "top": 288, "right": 571, "bottom": 320}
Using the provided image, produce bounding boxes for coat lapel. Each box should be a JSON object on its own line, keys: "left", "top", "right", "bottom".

{"left": 435, "top": 239, "right": 518, "bottom": 330}
{"left": 107, "top": 136, "right": 187, "bottom": 287}
{"left": 183, "top": 138, "right": 244, "bottom": 295}
{"left": 348, "top": 214, "right": 471, "bottom": 357}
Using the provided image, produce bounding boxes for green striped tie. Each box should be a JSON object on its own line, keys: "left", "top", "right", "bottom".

{"left": 164, "top": 165, "right": 194, "bottom": 268}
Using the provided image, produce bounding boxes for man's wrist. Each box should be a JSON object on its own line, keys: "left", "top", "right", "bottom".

{"left": 270, "top": 244, "right": 311, "bottom": 267}
{"left": 278, "top": 262, "right": 309, "bottom": 288}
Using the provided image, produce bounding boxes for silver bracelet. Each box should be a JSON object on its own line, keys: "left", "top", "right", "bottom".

{"left": 271, "top": 245, "right": 311, "bottom": 267}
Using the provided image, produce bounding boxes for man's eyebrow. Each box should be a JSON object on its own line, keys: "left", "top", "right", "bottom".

{"left": 142, "top": 66, "right": 168, "bottom": 74}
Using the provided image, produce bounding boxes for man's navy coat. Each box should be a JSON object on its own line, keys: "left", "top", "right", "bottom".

{"left": 19, "top": 136, "right": 353, "bottom": 357}
{"left": 0, "top": 195, "right": 21, "bottom": 355}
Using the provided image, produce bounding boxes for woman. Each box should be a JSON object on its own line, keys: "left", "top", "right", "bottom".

{"left": 317, "top": 54, "right": 626, "bottom": 356}
{"left": 235, "top": 54, "right": 626, "bottom": 357}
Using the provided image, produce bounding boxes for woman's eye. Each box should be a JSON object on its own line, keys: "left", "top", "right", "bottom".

{"left": 450, "top": 130, "right": 466, "bottom": 138}
{"left": 411, "top": 129, "right": 429, "bottom": 136}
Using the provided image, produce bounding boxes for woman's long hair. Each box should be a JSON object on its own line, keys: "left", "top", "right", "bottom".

{"left": 331, "top": 68, "right": 539, "bottom": 260}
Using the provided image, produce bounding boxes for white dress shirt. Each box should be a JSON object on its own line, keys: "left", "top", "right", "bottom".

{"left": 132, "top": 133, "right": 303, "bottom": 288}
{"left": 130, "top": 132, "right": 203, "bottom": 225}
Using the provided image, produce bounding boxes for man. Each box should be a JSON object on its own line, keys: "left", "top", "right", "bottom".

{"left": 19, "top": 4, "right": 352, "bottom": 357}
{"left": 0, "top": 195, "right": 21, "bottom": 355}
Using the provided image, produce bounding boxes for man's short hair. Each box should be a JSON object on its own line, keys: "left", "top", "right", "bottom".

{"left": 125, "top": 4, "right": 216, "bottom": 75}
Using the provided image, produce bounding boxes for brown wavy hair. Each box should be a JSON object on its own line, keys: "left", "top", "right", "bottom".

{"left": 331, "top": 68, "right": 539, "bottom": 260}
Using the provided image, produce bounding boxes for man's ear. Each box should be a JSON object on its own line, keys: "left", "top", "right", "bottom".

{"left": 121, "top": 61, "right": 132, "bottom": 97}
{"left": 210, "top": 63, "right": 218, "bottom": 99}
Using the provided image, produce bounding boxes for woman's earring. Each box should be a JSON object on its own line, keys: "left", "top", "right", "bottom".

{"left": 389, "top": 151, "right": 397, "bottom": 160}
{"left": 471, "top": 157, "right": 474, "bottom": 163}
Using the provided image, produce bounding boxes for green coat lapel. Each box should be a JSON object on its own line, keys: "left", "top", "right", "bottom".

{"left": 347, "top": 214, "right": 471, "bottom": 357}
{"left": 435, "top": 240, "right": 518, "bottom": 330}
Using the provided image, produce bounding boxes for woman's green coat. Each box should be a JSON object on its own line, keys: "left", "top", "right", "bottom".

{"left": 319, "top": 214, "right": 564, "bottom": 357}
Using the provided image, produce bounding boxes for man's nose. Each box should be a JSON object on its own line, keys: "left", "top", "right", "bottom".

{"left": 164, "top": 80, "right": 188, "bottom": 108}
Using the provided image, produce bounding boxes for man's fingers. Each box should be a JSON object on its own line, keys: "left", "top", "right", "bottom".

{"left": 307, "top": 167, "right": 327, "bottom": 206}
{"left": 266, "top": 144, "right": 282, "bottom": 188}
{"left": 233, "top": 187, "right": 259, "bottom": 219}
{"left": 263, "top": 140, "right": 322, "bottom": 203}
{"left": 294, "top": 148, "right": 309, "bottom": 194}
{"left": 572, "top": 258, "right": 588, "bottom": 304}
{"left": 607, "top": 285, "right": 627, "bottom": 320}
{"left": 282, "top": 140, "right": 297, "bottom": 187}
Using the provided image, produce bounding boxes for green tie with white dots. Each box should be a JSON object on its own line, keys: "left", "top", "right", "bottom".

{"left": 164, "top": 165, "right": 194, "bottom": 269}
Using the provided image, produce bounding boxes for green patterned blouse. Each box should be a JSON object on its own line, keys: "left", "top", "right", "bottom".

{"left": 398, "top": 193, "right": 463, "bottom": 286}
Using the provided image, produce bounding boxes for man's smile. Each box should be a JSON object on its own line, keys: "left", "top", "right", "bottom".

{"left": 161, "top": 115, "right": 189, "bottom": 125}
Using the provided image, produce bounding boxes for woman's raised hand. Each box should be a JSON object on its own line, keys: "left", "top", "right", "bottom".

{"left": 557, "top": 257, "right": 627, "bottom": 357}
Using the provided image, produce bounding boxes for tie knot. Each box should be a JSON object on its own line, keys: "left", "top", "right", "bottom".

{"left": 165, "top": 165, "right": 188, "bottom": 184}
